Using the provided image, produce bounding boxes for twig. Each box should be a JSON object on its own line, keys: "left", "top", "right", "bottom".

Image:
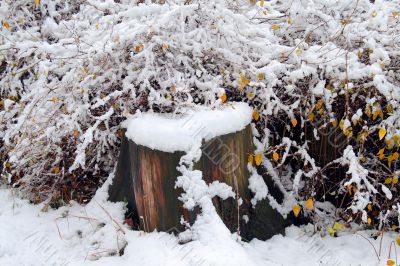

{"left": 233, "top": 174, "right": 240, "bottom": 235}
{"left": 379, "top": 231, "right": 384, "bottom": 257}
{"left": 54, "top": 218, "right": 64, "bottom": 240}
{"left": 96, "top": 201, "right": 126, "bottom": 234}
{"left": 388, "top": 241, "right": 398, "bottom": 265}
{"left": 355, "top": 232, "right": 380, "bottom": 262}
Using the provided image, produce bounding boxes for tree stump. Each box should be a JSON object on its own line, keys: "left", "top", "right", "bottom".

{"left": 109, "top": 124, "right": 285, "bottom": 240}
{"left": 109, "top": 135, "right": 188, "bottom": 232}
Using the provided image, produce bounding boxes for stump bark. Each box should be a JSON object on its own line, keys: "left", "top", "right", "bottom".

{"left": 109, "top": 125, "right": 285, "bottom": 240}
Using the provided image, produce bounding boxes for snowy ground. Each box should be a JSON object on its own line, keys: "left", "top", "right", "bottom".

{"left": 0, "top": 184, "right": 398, "bottom": 266}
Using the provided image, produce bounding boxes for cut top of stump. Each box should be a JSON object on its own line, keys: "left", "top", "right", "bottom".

{"left": 123, "top": 102, "right": 253, "bottom": 153}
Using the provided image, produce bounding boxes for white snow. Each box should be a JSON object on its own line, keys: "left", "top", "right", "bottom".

{"left": 1, "top": 1, "right": 400, "bottom": 265}
{"left": 123, "top": 102, "right": 253, "bottom": 152}
{"left": 248, "top": 164, "right": 269, "bottom": 205}
{"left": 0, "top": 184, "right": 399, "bottom": 266}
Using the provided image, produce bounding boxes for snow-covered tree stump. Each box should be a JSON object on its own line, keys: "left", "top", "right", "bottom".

{"left": 108, "top": 103, "right": 285, "bottom": 240}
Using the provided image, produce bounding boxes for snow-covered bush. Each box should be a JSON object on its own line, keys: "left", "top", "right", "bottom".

{"left": 1, "top": 0, "right": 400, "bottom": 230}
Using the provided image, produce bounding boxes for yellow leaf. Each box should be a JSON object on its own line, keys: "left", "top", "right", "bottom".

{"left": 171, "top": 85, "right": 176, "bottom": 92}
{"left": 292, "top": 205, "right": 301, "bottom": 217}
{"left": 393, "top": 152, "right": 399, "bottom": 160}
{"left": 291, "top": 118, "right": 298, "bottom": 127}
{"left": 308, "top": 112, "right": 315, "bottom": 122}
{"left": 393, "top": 11, "right": 399, "bottom": 18}
{"left": 386, "top": 103, "right": 393, "bottom": 113}
{"left": 162, "top": 42, "right": 169, "bottom": 50}
{"left": 295, "top": 49, "right": 304, "bottom": 55}
{"left": 366, "top": 105, "right": 371, "bottom": 118}
{"left": 272, "top": 152, "right": 279, "bottom": 162}
{"left": 240, "top": 74, "right": 249, "bottom": 85}
{"left": 377, "top": 148, "right": 385, "bottom": 155}
{"left": 220, "top": 93, "right": 227, "bottom": 103}
{"left": 288, "top": 16, "right": 293, "bottom": 24}
{"left": 238, "top": 74, "right": 249, "bottom": 91}
{"left": 260, "top": 0, "right": 264, "bottom": 7}
{"left": 393, "top": 134, "right": 400, "bottom": 147}
{"left": 357, "top": 131, "right": 369, "bottom": 142}
{"left": 386, "top": 138, "right": 395, "bottom": 149}
{"left": 367, "top": 217, "right": 372, "bottom": 225}
{"left": 135, "top": 44, "right": 144, "bottom": 53}
{"left": 388, "top": 154, "right": 393, "bottom": 167}
{"left": 8, "top": 95, "right": 18, "bottom": 101}
{"left": 258, "top": 72, "right": 264, "bottom": 81}
{"left": 247, "top": 91, "right": 254, "bottom": 99}
{"left": 53, "top": 166, "right": 60, "bottom": 175}
{"left": 331, "top": 119, "right": 338, "bottom": 127}
{"left": 3, "top": 20, "right": 9, "bottom": 29}
{"left": 344, "top": 127, "right": 353, "bottom": 137}
{"left": 51, "top": 96, "right": 58, "bottom": 103}
{"left": 377, "top": 148, "right": 385, "bottom": 160}
{"left": 35, "top": 0, "right": 40, "bottom": 8}
{"left": 367, "top": 204, "right": 373, "bottom": 211}
{"left": 396, "top": 235, "right": 400, "bottom": 246}
{"left": 95, "top": 23, "right": 100, "bottom": 29}
{"left": 73, "top": 129, "right": 79, "bottom": 138}
{"left": 253, "top": 110, "right": 260, "bottom": 121}
{"left": 393, "top": 177, "right": 399, "bottom": 184}
{"left": 305, "top": 198, "right": 314, "bottom": 210}
{"left": 263, "top": 10, "right": 267, "bottom": 16}
{"left": 255, "top": 153, "right": 263, "bottom": 166}
{"left": 379, "top": 127, "right": 387, "bottom": 140}
{"left": 316, "top": 99, "right": 324, "bottom": 110}
{"left": 327, "top": 227, "right": 336, "bottom": 236}
{"left": 387, "top": 259, "right": 395, "bottom": 266}
{"left": 384, "top": 178, "right": 393, "bottom": 185}
{"left": 373, "top": 110, "right": 381, "bottom": 120}
{"left": 271, "top": 24, "right": 279, "bottom": 31}
{"left": 248, "top": 154, "right": 254, "bottom": 165}
{"left": 347, "top": 185, "right": 356, "bottom": 195}
{"left": 371, "top": 10, "right": 377, "bottom": 17}
{"left": 333, "top": 222, "right": 343, "bottom": 230}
